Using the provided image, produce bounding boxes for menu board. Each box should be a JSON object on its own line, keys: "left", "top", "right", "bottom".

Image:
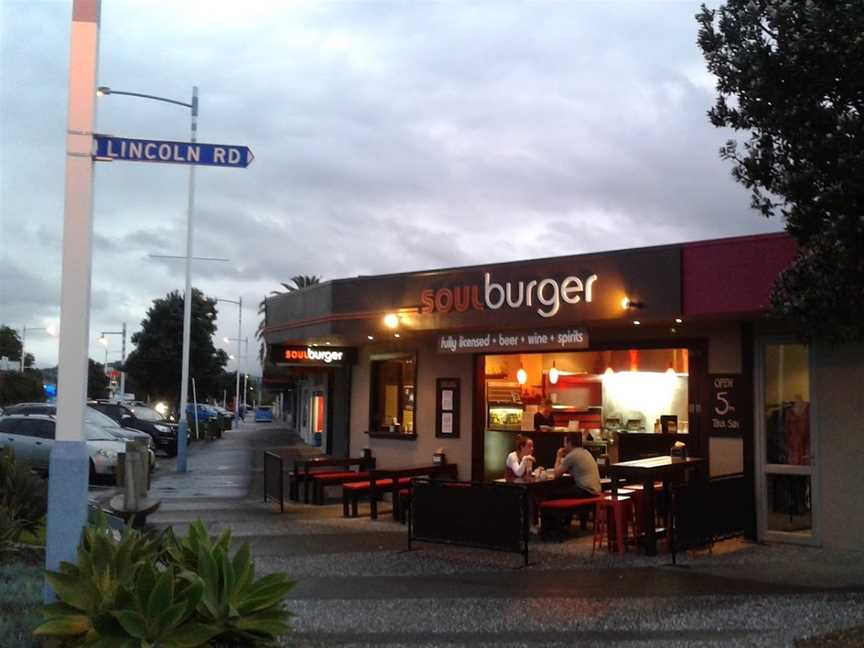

{"left": 436, "top": 378, "right": 460, "bottom": 438}
{"left": 710, "top": 374, "right": 743, "bottom": 435}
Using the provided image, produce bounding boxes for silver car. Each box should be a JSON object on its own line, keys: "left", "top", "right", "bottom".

{"left": 0, "top": 413, "right": 127, "bottom": 483}
{"left": 2, "top": 402, "right": 156, "bottom": 469}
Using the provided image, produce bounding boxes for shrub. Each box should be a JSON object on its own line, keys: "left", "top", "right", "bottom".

{"left": 0, "top": 449, "right": 47, "bottom": 544}
{"left": 35, "top": 518, "right": 295, "bottom": 646}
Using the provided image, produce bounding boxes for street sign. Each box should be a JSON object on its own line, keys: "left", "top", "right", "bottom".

{"left": 93, "top": 134, "right": 254, "bottom": 168}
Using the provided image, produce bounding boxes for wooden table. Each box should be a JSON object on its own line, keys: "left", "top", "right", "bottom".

{"left": 607, "top": 456, "right": 703, "bottom": 556}
{"left": 369, "top": 463, "right": 458, "bottom": 520}
{"left": 294, "top": 456, "right": 375, "bottom": 503}
{"left": 494, "top": 476, "right": 573, "bottom": 524}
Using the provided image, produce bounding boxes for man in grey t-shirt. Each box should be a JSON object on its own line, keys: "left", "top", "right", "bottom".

{"left": 553, "top": 433, "right": 601, "bottom": 497}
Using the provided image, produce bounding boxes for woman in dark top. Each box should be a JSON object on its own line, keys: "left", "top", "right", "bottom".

{"left": 534, "top": 399, "right": 555, "bottom": 431}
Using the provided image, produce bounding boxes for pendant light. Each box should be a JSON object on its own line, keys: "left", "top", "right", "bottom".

{"left": 517, "top": 363, "right": 527, "bottom": 385}
{"left": 549, "top": 361, "right": 559, "bottom": 385}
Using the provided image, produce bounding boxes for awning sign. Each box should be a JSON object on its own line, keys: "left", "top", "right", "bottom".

{"left": 437, "top": 327, "right": 589, "bottom": 354}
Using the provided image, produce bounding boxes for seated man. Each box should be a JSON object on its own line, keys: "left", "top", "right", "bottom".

{"left": 553, "top": 433, "right": 601, "bottom": 498}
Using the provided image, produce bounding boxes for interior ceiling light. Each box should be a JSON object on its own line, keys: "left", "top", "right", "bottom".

{"left": 549, "top": 361, "right": 559, "bottom": 385}
{"left": 517, "top": 365, "right": 527, "bottom": 385}
{"left": 394, "top": 333, "right": 401, "bottom": 338}
{"left": 384, "top": 313, "right": 399, "bottom": 329}
{"left": 666, "top": 362, "right": 676, "bottom": 375}
{"left": 633, "top": 320, "right": 641, "bottom": 326}
{"left": 621, "top": 296, "right": 631, "bottom": 310}
{"left": 367, "top": 335, "right": 374, "bottom": 340}
{"left": 675, "top": 317, "right": 683, "bottom": 324}
{"left": 604, "top": 367, "right": 615, "bottom": 375}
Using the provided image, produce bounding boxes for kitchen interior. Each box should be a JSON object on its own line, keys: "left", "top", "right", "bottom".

{"left": 483, "top": 348, "right": 690, "bottom": 479}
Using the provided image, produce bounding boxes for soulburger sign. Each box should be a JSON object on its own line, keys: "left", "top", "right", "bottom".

{"left": 270, "top": 345, "right": 354, "bottom": 366}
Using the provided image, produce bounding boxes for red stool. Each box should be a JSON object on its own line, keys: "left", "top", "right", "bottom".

{"left": 593, "top": 495, "right": 634, "bottom": 557}
{"left": 619, "top": 482, "right": 664, "bottom": 537}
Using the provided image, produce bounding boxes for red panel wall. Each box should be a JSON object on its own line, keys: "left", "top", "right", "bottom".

{"left": 683, "top": 233, "right": 796, "bottom": 317}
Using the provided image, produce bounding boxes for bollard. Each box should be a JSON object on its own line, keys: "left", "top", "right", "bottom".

{"left": 123, "top": 439, "right": 148, "bottom": 512}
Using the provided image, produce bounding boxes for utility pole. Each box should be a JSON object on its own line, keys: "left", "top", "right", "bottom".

{"left": 46, "top": 0, "right": 101, "bottom": 601}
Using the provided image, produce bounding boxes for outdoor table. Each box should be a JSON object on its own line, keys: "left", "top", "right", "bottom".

{"left": 607, "top": 456, "right": 704, "bottom": 556}
{"left": 369, "top": 463, "right": 458, "bottom": 519}
{"left": 294, "top": 456, "right": 375, "bottom": 503}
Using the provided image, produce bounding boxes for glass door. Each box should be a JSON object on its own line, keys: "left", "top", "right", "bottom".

{"left": 756, "top": 340, "right": 819, "bottom": 544}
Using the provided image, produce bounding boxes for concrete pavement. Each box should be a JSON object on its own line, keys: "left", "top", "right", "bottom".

{"left": 145, "top": 423, "right": 864, "bottom": 647}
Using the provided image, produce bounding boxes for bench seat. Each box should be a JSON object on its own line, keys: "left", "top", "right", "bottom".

{"left": 307, "top": 471, "right": 370, "bottom": 504}
{"left": 289, "top": 470, "right": 353, "bottom": 502}
{"left": 342, "top": 477, "right": 412, "bottom": 517}
{"left": 540, "top": 496, "right": 604, "bottom": 540}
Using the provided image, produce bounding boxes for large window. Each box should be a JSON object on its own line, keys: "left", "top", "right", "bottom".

{"left": 370, "top": 354, "right": 416, "bottom": 436}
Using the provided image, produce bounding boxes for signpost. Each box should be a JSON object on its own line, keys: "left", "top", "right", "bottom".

{"left": 94, "top": 135, "right": 254, "bottom": 168}
{"left": 94, "top": 132, "right": 253, "bottom": 475}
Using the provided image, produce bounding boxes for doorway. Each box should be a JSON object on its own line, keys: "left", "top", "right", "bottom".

{"left": 755, "top": 339, "right": 819, "bottom": 544}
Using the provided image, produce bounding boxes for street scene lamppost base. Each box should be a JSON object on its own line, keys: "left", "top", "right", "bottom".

{"left": 43, "top": 440, "right": 90, "bottom": 601}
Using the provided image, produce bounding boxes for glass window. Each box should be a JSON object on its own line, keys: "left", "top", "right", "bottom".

{"left": 764, "top": 343, "right": 811, "bottom": 465}
{"left": 132, "top": 406, "right": 163, "bottom": 422}
{"left": 370, "top": 354, "right": 416, "bottom": 434}
{"left": 31, "top": 420, "right": 55, "bottom": 440}
{"left": 766, "top": 474, "right": 812, "bottom": 532}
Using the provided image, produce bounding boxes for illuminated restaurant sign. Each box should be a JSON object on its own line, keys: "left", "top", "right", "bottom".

{"left": 271, "top": 345, "right": 354, "bottom": 366}
{"left": 421, "top": 272, "right": 598, "bottom": 319}
{"left": 437, "top": 327, "right": 589, "bottom": 354}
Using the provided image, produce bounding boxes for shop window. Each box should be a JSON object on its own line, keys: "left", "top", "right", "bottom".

{"left": 370, "top": 354, "right": 416, "bottom": 436}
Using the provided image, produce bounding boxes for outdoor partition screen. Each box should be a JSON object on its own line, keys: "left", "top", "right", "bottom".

{"left": 409, "top": 479, "right": 529, "bottom": 565}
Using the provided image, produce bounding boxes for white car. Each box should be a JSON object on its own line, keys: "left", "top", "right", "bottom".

{"left": 0, "top": 413, "right": 131, "bottom": 484}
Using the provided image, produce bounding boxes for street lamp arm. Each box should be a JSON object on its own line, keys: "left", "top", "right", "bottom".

{"left": 98, "top": 87, "right": 193, "bottom": 109}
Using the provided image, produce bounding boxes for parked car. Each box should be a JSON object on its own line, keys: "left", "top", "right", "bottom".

{"left": 89, "top": 400, "right": 181, "bottom": 457}
{"left": 0, "top": 413, "right": 127, "bottom": 484}
{"left": 186, "top": 403, "right": 219, "bottom": 423}
{"left": 2, "top": 403, "right": 155, "bottom": 469}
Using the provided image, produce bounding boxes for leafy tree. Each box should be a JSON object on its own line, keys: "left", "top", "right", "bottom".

{"left": 256, "top": 275, "right": 322, "bottom": 365}
{"left": 124, "top": 289, "right": 228, "bottom": 405}
{"left": 0, "top": 325, "right": 33, "bottom": 368}
{"left": 87, "top": 359, "right": 109, "bottom": 400}
{"left": 0, "top": 371, "right": 45, "bottom": 406}
{"left": 697, "top": 1, "right": 864, "bottom": 341}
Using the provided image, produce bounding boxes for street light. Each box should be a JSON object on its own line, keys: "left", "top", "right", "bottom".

{"left": 19, "top": 324, "right": 58, "bottom": 372}
{"left": 99, "top": 84, "right": 198, "bottom": 474}
{"left": 216, "top": 297, "right": 244, "bottom": 429}
{"left": 97, "top": 322, "right": 126, "bottom": 399}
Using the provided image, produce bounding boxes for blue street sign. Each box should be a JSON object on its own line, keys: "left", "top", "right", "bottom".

{"left": 93, "top": 135, "right": 254, "bottom": 168}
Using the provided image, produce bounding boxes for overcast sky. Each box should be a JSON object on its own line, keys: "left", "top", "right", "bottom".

{"left": 0, "top": 0, "right": 781, "bottom": 373}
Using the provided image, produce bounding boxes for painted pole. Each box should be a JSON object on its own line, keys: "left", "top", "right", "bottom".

{"left": 176, "top": 86, "right": 198, "bottom": 473}
{"left": 235, "top": 296, "right": 242, "bottom": 429}
{"left": 45, "top": 0, "right": 101, "bottom": 602}
{"left": 119, "top": 321, "right": 126, "bottom": 398}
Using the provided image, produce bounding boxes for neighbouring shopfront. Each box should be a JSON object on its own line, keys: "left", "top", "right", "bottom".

{"left": 262, "top": 232, "right": 864, "bottom": 550}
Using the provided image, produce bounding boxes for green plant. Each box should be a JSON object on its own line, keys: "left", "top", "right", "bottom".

{"left": 0, "top": 449, "right": 47, "bottom": 544}
{"left": 34, "top": 518, "right": 295, "bottom": 647}
{"left": 163, "top": 521, "right": 295, "bottom": 644}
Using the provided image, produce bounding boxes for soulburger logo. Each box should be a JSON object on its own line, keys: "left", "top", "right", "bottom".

{"left": 421, "top": 272, "right": 598, "bottom": 319}
{"left": 283, "top": 347, "right": 345, "bottom": 364}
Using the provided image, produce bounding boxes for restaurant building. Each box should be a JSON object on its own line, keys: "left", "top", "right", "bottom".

{"left": 262, "top": 232, "right": 864, "bottom": 550}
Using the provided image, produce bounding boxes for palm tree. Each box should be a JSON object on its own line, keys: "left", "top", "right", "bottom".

{"left": 256, "top": 275, "right": 322, "bottom": 365}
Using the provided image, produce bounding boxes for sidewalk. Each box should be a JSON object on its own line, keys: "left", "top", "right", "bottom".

{"left": 145, "top": 424, "right": 864, "bottom": 647}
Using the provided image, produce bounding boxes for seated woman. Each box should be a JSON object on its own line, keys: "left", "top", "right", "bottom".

{"left": 506, "top": 434, "right": 536, "bottom": 482}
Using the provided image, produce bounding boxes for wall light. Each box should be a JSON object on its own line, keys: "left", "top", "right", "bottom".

{"left": 621, "top": 296, "right": 644, "bottom": 310}
{"left": 384, "top": 313, "right": 399, "bottom": 329}
{"left": 604, "top": 366, "right": 615, "bottom": 375}
{"left": 517, "top": 365, "right": 527, "bottom": 385}
{"left": 549, "top": 361, "right": 559, "bottom": 385}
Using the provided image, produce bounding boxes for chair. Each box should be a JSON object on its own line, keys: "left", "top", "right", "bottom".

{"left": 592, "top": 494, "right": 634, "bottom": 557}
